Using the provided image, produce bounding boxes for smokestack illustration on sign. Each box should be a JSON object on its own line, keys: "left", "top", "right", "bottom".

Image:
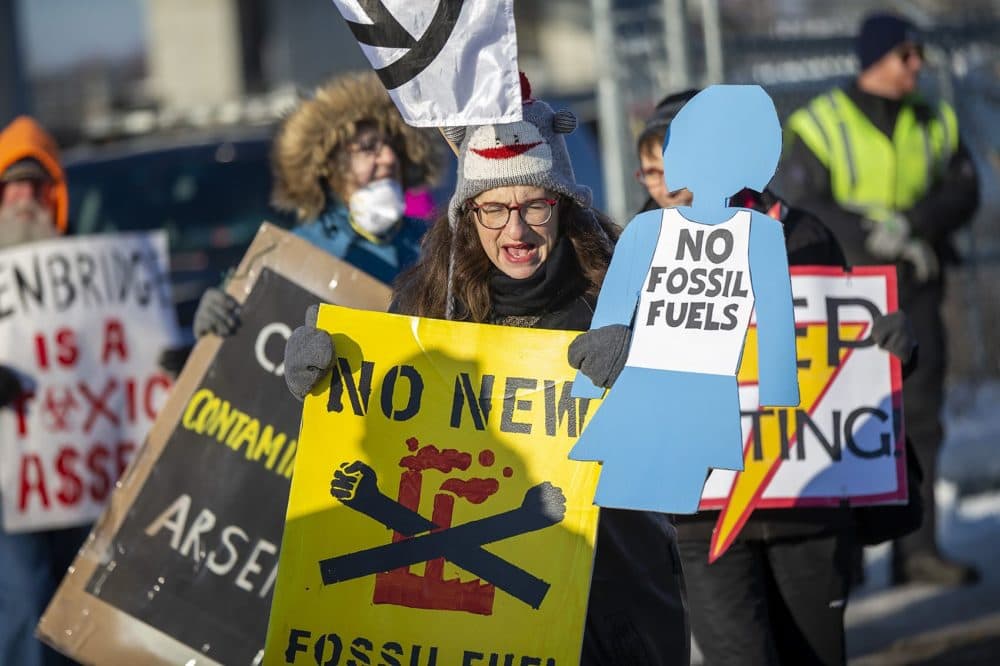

{"left": 322, "top": 437, "right": 567, "bottom": 614}
{"left": 570, "top": 85, "right": 801, "bottom": 514}
{"left": 329, "top": 0, "right": 523, "bottom": 126}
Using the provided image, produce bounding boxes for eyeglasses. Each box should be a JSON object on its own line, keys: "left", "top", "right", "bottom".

{"left": 895, "top": 43, "right": 924, "bottom": 65}
{"left": 467, "top": 198, "right": 558, "bottom": 229}
{"left": 348, "top": 133, "right": 393, "bottom": 157}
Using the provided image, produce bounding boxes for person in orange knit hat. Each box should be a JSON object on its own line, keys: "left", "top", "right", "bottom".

{"left": 0, "top": 116, "right": 68, "bottom": 244}
{"left": 0, "top": 115, "right": 86, "bottom": 666}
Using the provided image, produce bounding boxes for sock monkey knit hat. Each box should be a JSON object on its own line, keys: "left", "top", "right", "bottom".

{"left": 444, "top": 74, "right": 592, "bottom": 230}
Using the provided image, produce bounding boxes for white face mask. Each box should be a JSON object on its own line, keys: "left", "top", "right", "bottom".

{"left": 348, "top": 178, "right": 405, "bottom": 237}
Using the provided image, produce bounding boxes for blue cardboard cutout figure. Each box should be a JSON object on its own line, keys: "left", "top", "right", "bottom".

{"left": 570, "top": 85, "right": 800, "bottom": 513}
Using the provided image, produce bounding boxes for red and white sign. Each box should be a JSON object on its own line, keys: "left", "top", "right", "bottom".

{"left": 0, "top": 232, "right": 180, "bottom": 532}
{"left": 700, "top": 266, "right": 906, "bottom": 560}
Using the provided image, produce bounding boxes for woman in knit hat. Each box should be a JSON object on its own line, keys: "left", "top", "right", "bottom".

{"left": 283, "top": 76, "right": 690, "bottom": 665}
{"left": 192, "top": 70, "right": 440, "bottom": 339}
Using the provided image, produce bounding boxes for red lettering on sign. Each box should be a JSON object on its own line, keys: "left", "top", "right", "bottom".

{"left": 55, "top": 447, "right": 83, "bottom": 506}
{"left": 144, "top": 374, "right": 172, "bottom": 420}
{"left": 43, "top": 386, "right": 79, "bottom": 433}
{"left": 79, "top": 378, "right": 119, "bottom": 433}
{"left": 18, "top": 454, "right": 49, "bottom": 511}
{"left": 101, "top": 319, "right": 128, "bottom": 363}
{"left": 56, "top": 329, "right": 79, "bottom": 367}
{"left": 34, "top": 334, "right": 48, "bottom": 370}
{"left": 87, "top": 444, "right": 112, "bottom": 502}
{"left": 15, "top": 441, "right": 137, "bottom": 517}
{"left": 34, "top": 329, "right": 79, "bottom": 370}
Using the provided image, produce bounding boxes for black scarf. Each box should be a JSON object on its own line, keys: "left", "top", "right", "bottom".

{"left": 489, "top": 235, "right": 584, "bottom": 317}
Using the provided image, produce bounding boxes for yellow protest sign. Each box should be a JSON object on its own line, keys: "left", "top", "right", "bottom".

{"left": 265, "top": 305, "right": 601, "bottom": 666}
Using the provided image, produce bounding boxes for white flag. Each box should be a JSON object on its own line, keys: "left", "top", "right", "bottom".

{"left": 331, "top": 0, "right": 522, "bottom": 126}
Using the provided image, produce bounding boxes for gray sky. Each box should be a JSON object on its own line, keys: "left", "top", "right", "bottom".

{"left": 18, "top": 0, "right": 146, "bottom": 73}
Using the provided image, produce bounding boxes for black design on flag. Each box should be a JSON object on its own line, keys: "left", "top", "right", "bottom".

{"left": 330, "top": 0, "right": 521, "bottom": 126}
{"left": 345, "top": 0, "right": 465, "bottom": 89}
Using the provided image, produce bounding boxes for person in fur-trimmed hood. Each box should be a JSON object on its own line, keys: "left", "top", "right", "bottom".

{"left": 193, "top": 71, "right": 441, "bottom": 339}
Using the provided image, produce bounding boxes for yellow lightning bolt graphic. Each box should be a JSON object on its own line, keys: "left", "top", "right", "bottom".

{"left": 708, "top": 322, "right": 867, "bottom": 562}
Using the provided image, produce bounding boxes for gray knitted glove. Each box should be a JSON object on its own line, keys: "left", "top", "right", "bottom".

{"left": 872, "top": 311, "right": 916, "bottom": 365}
{"left": 193, "top": 288, "right": 241, "bottom": 338}
{"left": 864, "top": 213, "right": 910, "bottom": 260}
{"left": 284, "top": 305, "right": 335, "bottom": 401}
{"left": 899, "top": 239, "right": 939, "bottom": 283}
{"left": 567, "top": 324, "right": 631, "bottom": 389}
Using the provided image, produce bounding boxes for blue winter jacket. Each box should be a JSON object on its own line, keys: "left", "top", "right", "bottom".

{"left": 293, "top": 201, "right": 426, "bottom": 285}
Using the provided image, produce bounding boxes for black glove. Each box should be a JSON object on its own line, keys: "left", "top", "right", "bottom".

{"left": 871, "top": 311, "right": 916, "bottom": 365}
{"left": 0, "top": 365, "right": 23, "bottom": 408}
{"left": 284, "top": 305, "right": 335, "bottom": 401}
{"left": 567, "top": 324, "right": 631, "bottom": 389}
{"left": 158, "top": 345, "right": 194, "bottom": 378}
{"left": 193, "top": 288, "right": 241, "bottom": 338}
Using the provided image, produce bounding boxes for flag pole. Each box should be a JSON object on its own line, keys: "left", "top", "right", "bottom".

{"left": 438, "top": 128, "right": 460, "bottom": 157}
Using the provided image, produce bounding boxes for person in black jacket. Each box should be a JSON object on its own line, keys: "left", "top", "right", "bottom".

{"left": 778, "top": 13, "right": 980, "bottom": 587}
{"left": 635, "top": 90, "right": 919, "bottom": 665}
{"left": 283, "top": 82, "right": 689, "bottom": 665}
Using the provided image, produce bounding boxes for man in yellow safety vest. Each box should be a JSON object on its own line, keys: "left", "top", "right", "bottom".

{"left": 780, "top": 12, "right": 980, "bottom": 587}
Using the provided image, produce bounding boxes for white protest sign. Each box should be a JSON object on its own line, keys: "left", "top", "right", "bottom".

{"left": 0, "top": 232, "right": 180, "bottom": 532}
{"left": 702, "top": 266, "right": 906, "bottom": 557}
{"left": 627, "top": 208, "right": 755, "bottom": 374}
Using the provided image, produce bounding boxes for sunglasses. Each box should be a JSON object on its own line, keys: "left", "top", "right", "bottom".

{"left": 895, "top": 43, "right": 924, "bottom": 65}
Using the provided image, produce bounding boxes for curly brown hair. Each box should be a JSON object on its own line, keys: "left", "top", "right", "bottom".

{"left": 393, "top": 198, "right": 620, "bottom": 321}
{"left": 270, "top": 71, "right": 440, "bottom": 221}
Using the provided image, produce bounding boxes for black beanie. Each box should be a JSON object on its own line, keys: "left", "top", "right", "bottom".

{"left": 857, "top": 13, "right": 920, "bottom": 70}
{"left": 637, "top": 89, "right": 700, "bottom": 152}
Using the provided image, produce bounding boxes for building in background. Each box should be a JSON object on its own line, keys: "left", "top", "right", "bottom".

{"left": 0, "top": 0, "right": 30, "bottom": 125}
{"left": 145, "top": 0, "right": 368, "bottom": 111}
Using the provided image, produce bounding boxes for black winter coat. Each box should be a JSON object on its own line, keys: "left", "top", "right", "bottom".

{"left": 394, "top": 258, "right": 690, "bottom": 665}
{"left": 527, "top": 292, "right": 689, "bottom": 666}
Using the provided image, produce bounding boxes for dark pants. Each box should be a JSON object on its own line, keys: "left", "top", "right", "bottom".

{"left": 583, "top": 509, "right": 690, "bottom": 665}
{"left": 896, "top": 280, "right": 946, "bottom": 560}
{"left": 679, "top": 532, "right": 852, "bottom": 666}
{"left": 0, "top": 512, "right": 89, "bottom": 666}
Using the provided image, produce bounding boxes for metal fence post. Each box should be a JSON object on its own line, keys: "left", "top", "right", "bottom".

{"left": 591, "top": 0, "right": 631, "bottom": 225}
{"left": 663, "top": 0, "right": 690, "bottom": 90}
{"left": 700, "top": 0, "right": 724, "bottom": 84}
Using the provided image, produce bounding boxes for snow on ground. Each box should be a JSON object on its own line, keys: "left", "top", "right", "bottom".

{"left": 939, "top": 380, "right": 1000, "bottom": 496}
{"left": 847, "top": 489, "right": 1000, "bottom": 660}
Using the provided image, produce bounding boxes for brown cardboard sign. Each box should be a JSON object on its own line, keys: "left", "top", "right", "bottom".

{"left": 37, "top": 224, "right": 392, "bottom": 665}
